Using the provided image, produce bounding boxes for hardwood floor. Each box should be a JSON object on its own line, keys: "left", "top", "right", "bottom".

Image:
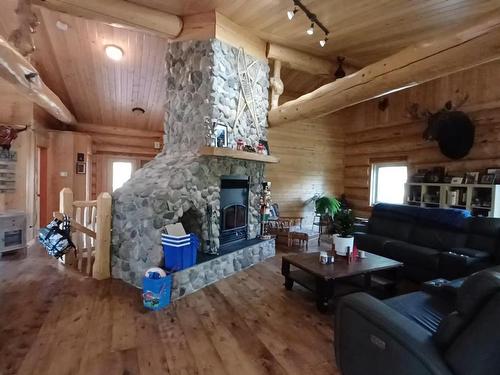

{"left": 0, "top": 242, "right": 340, "bottom": 375}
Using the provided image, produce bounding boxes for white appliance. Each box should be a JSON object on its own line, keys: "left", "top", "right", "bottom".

{"left": 0, "top": 210, "right": 26, "bottom": 254}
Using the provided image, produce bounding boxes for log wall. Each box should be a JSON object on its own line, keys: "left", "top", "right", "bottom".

{"left": 339, "top": 60, "right": 500, "bottom": 217}
{"left": 266, "top": 95, "right": 345, "bottom": 228}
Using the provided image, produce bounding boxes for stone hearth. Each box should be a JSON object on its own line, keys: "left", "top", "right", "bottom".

{"left": 111, "top": 39, "right": 273, "bottom": 288}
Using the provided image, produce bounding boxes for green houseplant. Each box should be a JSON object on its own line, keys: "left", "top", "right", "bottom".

{"left": 315, "top": 196, "right": 341, "bottom": 217}
{"left": 333, "top": 209, "right": 356, "bottom": 256}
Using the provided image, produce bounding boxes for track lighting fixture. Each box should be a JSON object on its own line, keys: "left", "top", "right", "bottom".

{"left": 287, "top": 7, "right": 298, "bottom": 20}
{"left": 306, "top": 23, "right": 314, "bottom": 35}
{"left": 287, "top": 1, "right": 330, "bottom": 47}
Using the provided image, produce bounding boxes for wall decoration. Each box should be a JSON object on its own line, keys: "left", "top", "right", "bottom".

{"left": 258, "top": 140, "right": 270, "bottom": 155}
{"left": 77, "top": 152, "right": 85, "bottom": 162}
{"left": 406, "top": 93, "right": 474, "bottom": 159}
{"left": 234, "top": 47, "right": 262, "bottom": 138}
{"left": 76, "top": 162, "right": 86, "bottom": 174}
{"left": 0, "top": 125, "right": 28, "bottom": 150}
{"left": 480, "top": 174, "right": 495, "bottom": 184}
{"left": 464, "top": 171, "right": 479, "bottom": 184}
{"left": 214, "top": 124, "right": 228, "bottom": 148}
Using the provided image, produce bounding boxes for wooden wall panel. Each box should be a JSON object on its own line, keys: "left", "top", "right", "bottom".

{"left": 46, "top": 131, "right": 92, "bottom": 217}
{"left": 338, "top": 60, "right": 500, "bottom": 217}
{"left": 266, "top": 95, "right": 344, "bottom": 227}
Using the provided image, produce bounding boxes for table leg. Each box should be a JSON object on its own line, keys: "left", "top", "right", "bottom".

{"left": 316, "top": 278, "right": 333, "bottom": 313}
{"left": 282, "top": 259, "right": 294, "bottom": 290}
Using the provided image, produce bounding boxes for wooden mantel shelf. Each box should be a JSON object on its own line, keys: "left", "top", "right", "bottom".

{"left": 199, "top": 146, "right": 280, "bottom": 163}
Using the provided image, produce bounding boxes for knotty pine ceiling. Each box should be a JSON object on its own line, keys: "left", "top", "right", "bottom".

{"left": 0, "top": 0, "right": 499, "bottom": 131}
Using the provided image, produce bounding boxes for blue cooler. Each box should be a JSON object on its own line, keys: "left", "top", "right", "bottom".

{"left": 142, "top": 269, "right": 172, "bottom": 310}
{"left": 161, "top": 233, "right": 199, "bottom": 271}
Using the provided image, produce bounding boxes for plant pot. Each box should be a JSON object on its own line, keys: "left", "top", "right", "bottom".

{"left": 334, "top": 235, "right": 354, "bottom": 256}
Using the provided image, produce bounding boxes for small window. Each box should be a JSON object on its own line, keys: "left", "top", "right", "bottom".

{"left": 112, "top": 161, "right": 133, "bottom": 192}
{"left": 370, "top": 162, "right": 408, "bottom": 205}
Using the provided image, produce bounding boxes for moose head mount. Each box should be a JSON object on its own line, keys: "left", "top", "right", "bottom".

{"left": 0, "top": 125, "right": 28, "bottom": 150}
{"left": 407, "top": 93, "right": 474, "bottom": 159}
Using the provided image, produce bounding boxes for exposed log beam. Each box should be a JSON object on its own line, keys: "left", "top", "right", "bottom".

{"left": 32, "top": 0, "right": 183, "bottom": 39}
{"left": 270, "top": 60, "right": 284, "bottom": 109}
{"left": 0, "top": 34, "right": 76, "bottom": 124}
{"left": 71, "top": 123, "right": 163, "bottom": 138}
{"left": 94, "top": 143, "right": 159, "bottom": 156}
{"left": 266, "top": 43, "right": 358, "bottom": 77}
{"left": 268, "top": 10, "right": 500, "bottom": 125}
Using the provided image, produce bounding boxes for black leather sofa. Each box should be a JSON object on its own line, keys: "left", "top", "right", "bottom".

{"left": 354, "top": 204, "right": 500, "bottom": 281}
{"left": 335, "top": 266, "right": 500, "bottom": 375}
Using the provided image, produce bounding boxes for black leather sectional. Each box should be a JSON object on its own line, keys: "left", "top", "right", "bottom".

{"left": 354, "top": 204, "right": 500, "bottom": 281}
{"left": 335, "top": 265, "right": 500, "bottom": 375}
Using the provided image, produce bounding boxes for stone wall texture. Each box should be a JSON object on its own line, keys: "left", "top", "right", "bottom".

{"left": 171, "top": 239, "right": 275, "bottom": 300}
{"left": 111, "top": 39, "right": 270, "bottom": 287}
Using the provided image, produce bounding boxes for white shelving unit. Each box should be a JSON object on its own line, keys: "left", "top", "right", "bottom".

{"left": 404, "top": 182, "right": 500, "bottom": 217}
{"left": 0, "top": 150, "right": 16, "bottom": 193}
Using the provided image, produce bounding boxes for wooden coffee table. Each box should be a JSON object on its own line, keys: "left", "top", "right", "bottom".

{"left": 281, "top": 252, "right": 403, "bottom": 312}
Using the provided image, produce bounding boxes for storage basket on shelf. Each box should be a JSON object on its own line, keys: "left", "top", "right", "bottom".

{"left": 161, "top": 233, "right": 199, "bottom": 272}
{"left": 142, "top": 268, "right": 172, "bottom": 311}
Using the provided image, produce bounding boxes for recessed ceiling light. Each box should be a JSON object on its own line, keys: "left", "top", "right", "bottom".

{"left": 56, "top": 20, "right": 68, "bottom": 31}
{"left": 105, "top": 45, "right": 124, "bottom": 61}
{"left": 132, "top": 107, "right": 145, "bottom": 115}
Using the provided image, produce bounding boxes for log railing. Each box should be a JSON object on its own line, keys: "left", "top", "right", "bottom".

{"left": 57, "top": 187, "right": 112, "bottom": 280}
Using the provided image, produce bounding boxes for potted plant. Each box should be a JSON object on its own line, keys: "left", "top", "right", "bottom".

{"left": 315, "top": 196, "right": 341, "bottom": 218}
{"left": 333, "top": 209, "right": 355, "bottom": 256}
{"left": 315, "top": 196, "right": 341, "bottom": 234}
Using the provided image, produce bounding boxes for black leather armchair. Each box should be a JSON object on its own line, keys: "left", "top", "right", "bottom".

{"left": 335, "top": 266, "right": 500, "bottom": 375}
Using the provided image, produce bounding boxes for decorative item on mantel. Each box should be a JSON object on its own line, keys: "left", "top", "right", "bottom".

{"left": 260, "top": 181, "right": 272, "bottom": 239}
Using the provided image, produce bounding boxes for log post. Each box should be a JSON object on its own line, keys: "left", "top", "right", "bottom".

{"left": 58, "top": 187, "right": 74, "bottom": 265}
{"left": 93, "top": 192, "right": 112, "bottom": 280}
{"left": 270, "top": 60, "right": 284, "bottom": 109}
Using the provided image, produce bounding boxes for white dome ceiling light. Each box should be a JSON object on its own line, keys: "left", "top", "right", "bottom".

{"left": 104, "top": 45, "right": 124, "bottom": 61}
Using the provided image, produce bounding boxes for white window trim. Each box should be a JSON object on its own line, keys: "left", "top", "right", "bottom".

{"left": 370, "top": 161, "right": 408, "bottom": 206}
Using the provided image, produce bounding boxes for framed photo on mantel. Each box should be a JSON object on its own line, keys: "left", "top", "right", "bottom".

{"left": 214, "top": 124, "right": 228, "bottom": 148}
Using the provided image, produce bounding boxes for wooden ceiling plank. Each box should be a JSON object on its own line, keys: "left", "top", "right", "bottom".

{"left": 268, "top": 10, "right": 500, "bottom": 125}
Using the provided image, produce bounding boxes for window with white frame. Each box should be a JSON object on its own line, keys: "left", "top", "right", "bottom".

{"left": 370, "top": 162, "right": 408, "bottom": 205}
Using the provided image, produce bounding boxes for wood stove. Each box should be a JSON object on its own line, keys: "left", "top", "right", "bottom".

{"left": 219, "top": 176, "right": 249, "bottom": 248}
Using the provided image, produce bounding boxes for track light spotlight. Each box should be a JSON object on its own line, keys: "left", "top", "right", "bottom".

{"left": 287, "top": 7, "right": 298, "bottom": 20}
{"left": 319, "top": 37, "right": 328, "bottom": 47}
{"left": 306, "top": 23, "right": 314, "bottom": 35}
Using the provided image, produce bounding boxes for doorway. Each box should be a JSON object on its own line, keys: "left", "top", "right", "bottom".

{"left": 37, "top": 147, "right": 49, "bottom": 226}
{"left": 107, "top": 158, "right": 138, "bottom": 192}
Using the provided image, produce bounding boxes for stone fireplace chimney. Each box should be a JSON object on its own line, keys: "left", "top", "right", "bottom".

{"left": 111, "top": 39, "right": 270, "bottom": 287}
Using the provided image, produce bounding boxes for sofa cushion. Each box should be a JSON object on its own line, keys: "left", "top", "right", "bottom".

{"left": 369, "top": 216, "right": 412, "bottom": 241}
{"left": 354, "top": 232, "right": 393, "bottom": 255}
{"left": 385, "top": 241, "right": 441, "bottom": 270}
{"left": 409, "top": 225, "right": 467, "bottom": 251}
{"left": 385, "top": 291, "right": 454, "bottom": 334}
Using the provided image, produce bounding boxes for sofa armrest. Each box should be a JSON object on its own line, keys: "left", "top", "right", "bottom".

{"left": 440, "top": 249, "right": 492, "bottom": 279}
{"left": 335, "top": 293, "right": 453, "bottom": 375}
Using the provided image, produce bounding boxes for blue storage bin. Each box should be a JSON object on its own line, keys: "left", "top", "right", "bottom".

{"left": 142, "top": 273, "right": 172, "bottom": 310}
{"left": 161, "top": 233, "right": 199, "bottom": 272}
